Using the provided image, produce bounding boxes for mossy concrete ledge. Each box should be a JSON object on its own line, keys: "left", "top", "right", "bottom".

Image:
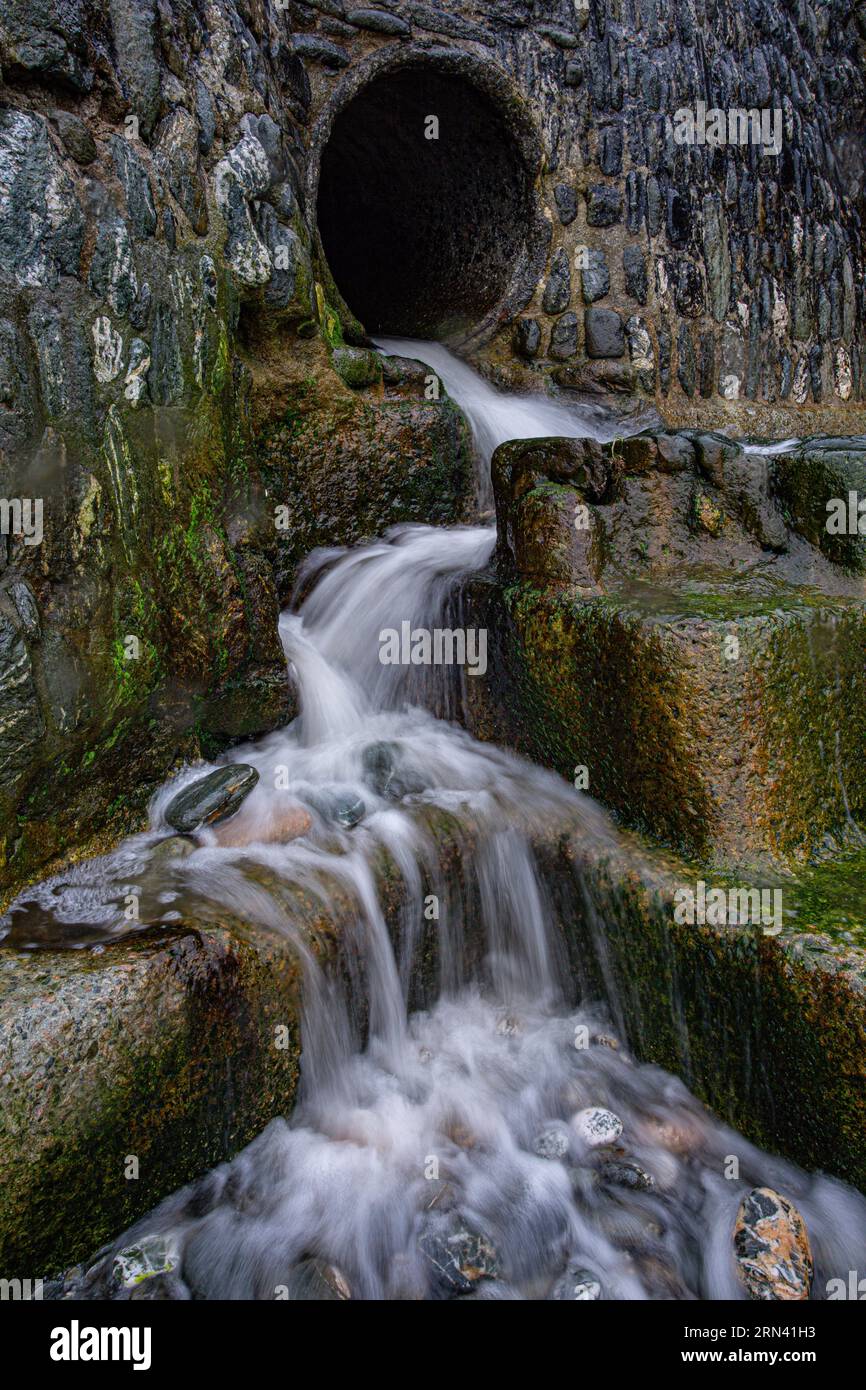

{"left": 0, "top": 919, "right": 315, "bottom": 1278}
{"left": 547, "top": 828, "right": 866, "bottom": 1194}
{"left": 466, "top": 432, "right": 866, "bottom": 870}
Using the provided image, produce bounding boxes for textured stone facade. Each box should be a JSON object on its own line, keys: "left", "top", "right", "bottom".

{"left": 0, "top": 0, "right": 865, "bottom": 891}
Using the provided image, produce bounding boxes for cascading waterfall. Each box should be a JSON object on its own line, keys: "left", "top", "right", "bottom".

{"left": 10, "top": 343, "right": 866, "bottom": 1301}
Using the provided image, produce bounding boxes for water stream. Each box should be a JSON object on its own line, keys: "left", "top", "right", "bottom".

{"left": 9, "top": 343, "right": 866, "bottom": 1300}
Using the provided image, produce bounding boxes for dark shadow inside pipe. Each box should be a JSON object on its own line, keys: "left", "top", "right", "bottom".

{"left": 316, "top": 66, "right": 534, "bottom": 340}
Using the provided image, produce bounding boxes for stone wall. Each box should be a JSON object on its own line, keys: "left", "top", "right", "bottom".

{"left": 292, "top": 0, "right": 866, "bottom": 428}
{"left": 1, "top": 0, "right": 864, "bottom": 892}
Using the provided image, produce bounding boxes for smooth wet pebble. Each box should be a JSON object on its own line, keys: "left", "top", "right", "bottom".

{"left": 733, "top": 1187, "right": 813, "bottom": 1301}
{"left": 572, "top": 1106, "right": 623, "bottom": 1147}
{"left": 550, "top": 1263, "right": 603, "bottom": 1300}
{"left": 419, "top": 1218, "right": 500, "bottom": 1296}
{"left": 533, "top": 1124, "right": 570, "bottom": 1160}
{"left": 164, "top": 764, "right": 259, "bottom": 832}
{"left": 598, "top": 1158, "right": 655, "bottom": 1192}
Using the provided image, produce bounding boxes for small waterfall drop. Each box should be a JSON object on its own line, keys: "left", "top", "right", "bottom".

{"left": 9, "top": 343, "right": 866, "bottom": 1302}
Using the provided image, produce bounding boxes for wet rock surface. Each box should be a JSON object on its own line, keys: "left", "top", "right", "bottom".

{"left": 484, "top": 429, "right": 866, "bottom": 868}
{"left": 164, "top": 765, "right": 259, "bottom": 833}
{"left": 0, "top": 0, "right": 863, "bottom": 899}
{"left": 734, "top": 1187, "right": 813, "bottom": 1301}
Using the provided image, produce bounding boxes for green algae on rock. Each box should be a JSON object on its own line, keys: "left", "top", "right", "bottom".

{"left": 467, "top": 431, "right": 866, "bottom": 870}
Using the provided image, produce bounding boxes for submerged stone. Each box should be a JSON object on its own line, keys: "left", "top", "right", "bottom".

{"left": 362, "top": 742, "right": 424, "bottom": 800}
{"left": 733, "top": 1188, "right": 813, "bottom": 1301}
{"left": 550, "top": 1262, "right": 602, "bottom": 1300}
{"left": 306, "top": 789, "right": 366, "bottom": 828}
{"left": 149, "top": 834, "right": 196, "bottom": 865}
{"left": 572, "top": 1107, "right": 624, "bottom": 1147}
{"left": 419, "top": 1217, "right": 500, "bottom": 1296}
{"left": 284, "top": 1259, "right": 351, "bottom": 1300}
{"left": 111, "top": 1235, "right": 178, "bottom": 1290}
{"left": 598, "top": 1159, "right": 655, "bottom": 1192}
{"left": 164, "top": 765, "right": 259, "bottom": 833}
{"left": 533, "top": 1125, "right": 570, "bottom": 1160}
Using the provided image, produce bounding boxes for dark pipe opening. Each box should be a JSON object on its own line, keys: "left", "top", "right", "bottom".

{"left": 316, "top": 67, "right": 534, "bottom": 340}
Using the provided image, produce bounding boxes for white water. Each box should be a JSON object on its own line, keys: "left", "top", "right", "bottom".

{"left": 377, "top": 336, "right": 656, "bottom": 508}
{"left": 11, "top": 343, "right": 866, "bottom": 1301}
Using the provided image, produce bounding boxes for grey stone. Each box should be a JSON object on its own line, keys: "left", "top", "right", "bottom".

{"left": 584, "top": 308, "right": 625, "bottom": 358}
{"left": 0, "top": 109, "right": 84, "bottom": 290}
{"left": 581, "top": 249, "right": 610, "bottom": 304}
{"left": 290, "top": 35, "right": 350, "bottom": 66}
{"left": 406, "top": 5, "right": 494, "bottom": 45}
{"left": 124, "top": 337, "right": 150, "bottom": 407}
{"left": 306, "top": 789, "right": 366, "bottom": 829}
{"left": 164, "top": 765, "right": 260, "bottom": 833}
{"left": 513, "top": 318, "right": 541, "bottom": 358}
{"left": 51, "top": 110, "right": 96, "bottom": 165}
{"left": 361, "top": 741, "right": 424, "bottom": 799}
{"left": 346, "top": 9, "right": 410, "bottom": 35}
{"left": 88, "top": 211, "right": 138, "bottom": 317}
{"left": 129, "top": 281, "right": 152, "bottom": 330}
{"left": 10, "top": 582, "right": 40, "bottom": 639}
{"left": 533, "top": 1125, "right": 570, "bottom": 1160}
{"left": 155, "top": 110, "right": 208, "bottom": 236}
{"left": 694, "top": 433, "right": 741, "bottom": 487}
{"left": 148, "top": 301, "right": 184, "bottom": 405}
{"left": 550, "top": 1263, "right": 602, "bottom": 1300}
{"left": 0, "top": 0, "right": 91, "bottom": 90}
{"left": 419, "top": 1217, "right": 500, "bottom": 1296}
{"left": 599, "top": 123, "right": 624, "bottom": 176}
{"left": 677, "top": 325, "right": 696, "bottom": 396}
{"left": 194, "top": 78, "right": 216, "bottom": 154}
{"left": 656, "top": 433, "right": 696, "bottom": 472}
{"left": 0, "top": 615, "right": 45, "bottom": 792}
{"left": 213, "top": 135, "right": 273, "bottom": 287}
{"left": 623, "top": 244, "right": 648, "bottom": 303}
{"left": 585, "top": 185, "right": 623, "bottom": 227}
{"left": 111, "top": 135, "right": 157, "bottom": 237}
{"left": 0, "top": 319, "right": 38, "bottom": 457}
{"left": 199, "top": 256, "right": 218, "bottom": 312}
{"left": 537, "top": 25, "right": 582, "bottom": 47}
{"left": 598, "top": 1159, "right": 655, "bottom": 1191}
{"left": 281, "top": 1259, "right": 351, "bottom": 1301}
{"left": 553, "top": 183, "right": 577, "bottom": 225}
{"left": 108, "top": 0, "right": 161, "bottom": 139}
{"left": 542, "top": 248, "right": 571, "bottom": 314}
{"left": 549, "top": 312, "right": 578, "bottom": 360}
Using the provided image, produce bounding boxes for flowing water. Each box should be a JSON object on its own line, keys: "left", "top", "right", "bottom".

{"left": 7, "top": 343, "right": 866, "bottom": 1300}
{"left": 376, "top": 336, "right": 658, "bottom": 510}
